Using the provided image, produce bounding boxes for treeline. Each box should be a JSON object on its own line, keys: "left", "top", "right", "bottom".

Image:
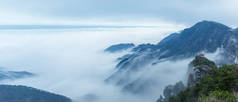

{"left": 169, "top": 64, "right": 238, "bottom": 102}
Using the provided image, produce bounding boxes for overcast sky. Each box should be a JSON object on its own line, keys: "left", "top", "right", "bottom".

{"left": 0, "top": 0, "right": 238, "bottom": 26}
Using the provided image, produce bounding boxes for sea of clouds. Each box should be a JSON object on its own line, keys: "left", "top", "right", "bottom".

{"left": 0, "top": 26, "right": 191, "bottom": 102}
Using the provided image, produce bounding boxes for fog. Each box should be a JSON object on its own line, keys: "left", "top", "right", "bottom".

{"left": 0, "top": 26, "right": 192, "bottom": 102}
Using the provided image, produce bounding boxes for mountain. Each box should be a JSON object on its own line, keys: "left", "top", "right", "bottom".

{"left": 186, "top": 55, "right": 216, "bottom": 87}
{"left": 157, "top": 56, "right": 238, "bottom": 102}
{"left": 105, "top": 43, "right": 135, "bottom": 53}
{"left": 0, "top": 85, "right": 71, "bottom": 102}
{"left": 106, "top": 21, "right": 238, "bottom": 94}
{"left": 0, "top": 70, "right": 34, "bottom": 81}
{"left": 166, "top": 57, "right": 238, "bottom": 102}
{"left": 157, "top": 56, "right": 217, "bottom": 102}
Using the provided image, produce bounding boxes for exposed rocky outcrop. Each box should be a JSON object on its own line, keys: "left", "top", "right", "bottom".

{"left": 157, "top": 81, "right": 186, "bottom": 102}
{"left": 157, "top": 56, "right": 216, "bottom": 102}
{"left": 186, "top": 55, "right": 216, "bottom": 87}
{"left": 164, "top": 62, "right": 238, "bottom": 102}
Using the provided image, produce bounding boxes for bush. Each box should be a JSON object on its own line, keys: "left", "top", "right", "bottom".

{"left": 198, "top": 90, "right": 237, "bottom": 102}
{"left": 210, "top": 90, "right": 236, "bottom": 101}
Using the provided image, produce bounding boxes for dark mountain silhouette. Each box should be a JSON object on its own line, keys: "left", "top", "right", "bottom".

{"left": 0, "top": 85, "right": 72, "bottom": 102}
{"left": 105, "top": 43, "right": 135, "bottom": 53}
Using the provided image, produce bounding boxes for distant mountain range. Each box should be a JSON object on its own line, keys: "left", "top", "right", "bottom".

{"left": 105, "top": 21, "right": 238, "bottom": 94}
{"left": 0, "top": 70, "right": 34, "bottom": 81}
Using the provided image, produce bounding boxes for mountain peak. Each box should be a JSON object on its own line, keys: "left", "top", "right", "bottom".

{"left": 191, "top": 20, "right": 230, "bottom": 30}
{"left": 196, "top": 20, "right": 218, "bottom": 24}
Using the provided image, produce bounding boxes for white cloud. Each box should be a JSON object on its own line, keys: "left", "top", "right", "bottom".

{"left": 0, "top": 26, "right": 181, "bottom": 102}
{"left": 0, "top": 0, "right": 237, "bottom": 26}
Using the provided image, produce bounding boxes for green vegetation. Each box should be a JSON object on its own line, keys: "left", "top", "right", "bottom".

{"left": 191, "top": 56, "right": 217, "bottom": 69}
{"left": 169, "top": 64, "right": 238, "bottom": 102}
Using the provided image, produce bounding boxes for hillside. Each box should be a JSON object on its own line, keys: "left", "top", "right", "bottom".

{"left": 0, "top": 85, "right": 72, "bottom": 102}
{"left": 157, "top": 56, "right": 238, "bottom": 102}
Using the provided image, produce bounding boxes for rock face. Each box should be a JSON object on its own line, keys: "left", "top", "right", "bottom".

{"left": 186, "top": 55, "right": 216, "bottom": 87}
{"left": 218, "top": 32, "right": 238, "bottom": 65}
{"left": 106, "top": 21, "right": 238, "bottom": 94}
{"left": 157, "top": 56, "right": 217, "bottom": 102}
{"left": 157, "top": 81, "right": 186, "bottom": 102}
{"left": 105, "top": 43, "right": 135, "bottom": 53}
{"left": 0, "top": 85, "right": 71, "bottom": 102}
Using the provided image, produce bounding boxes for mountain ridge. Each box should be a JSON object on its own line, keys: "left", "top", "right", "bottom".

{"left": 105, "top": 20, "right": 238, "bottom": 94}
{"left": 0, "top": 85, "right": 72, "bottom": 102}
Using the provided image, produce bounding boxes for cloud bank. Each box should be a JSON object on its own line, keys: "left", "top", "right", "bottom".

{"left": 0, "top": 27, "right": 183, "bottom": 102}
{"left": 0, "top": 0, "right": 238, "bottom": 26}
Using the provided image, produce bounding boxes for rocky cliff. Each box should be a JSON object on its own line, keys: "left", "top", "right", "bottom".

{"left": 186, "top": 55, "right": 216, "bottom": 87}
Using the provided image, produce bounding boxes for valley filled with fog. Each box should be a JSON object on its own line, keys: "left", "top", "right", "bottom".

{"left": 0, "top": 26, "right": 186, "bottom": 102}
{"left": 0, "top": 0, "right": 238, "bottom": 102}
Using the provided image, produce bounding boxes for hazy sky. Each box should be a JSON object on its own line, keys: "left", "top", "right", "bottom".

{"left": 0, "top": 0, "right": 238, "bottom": 26}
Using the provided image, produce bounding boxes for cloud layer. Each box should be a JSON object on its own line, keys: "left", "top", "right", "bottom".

{"left": 0, "top": 27, "right": 182, "bottom": 102}
{"left": 0, "top": 0, "right": 238, "bottom": 26}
